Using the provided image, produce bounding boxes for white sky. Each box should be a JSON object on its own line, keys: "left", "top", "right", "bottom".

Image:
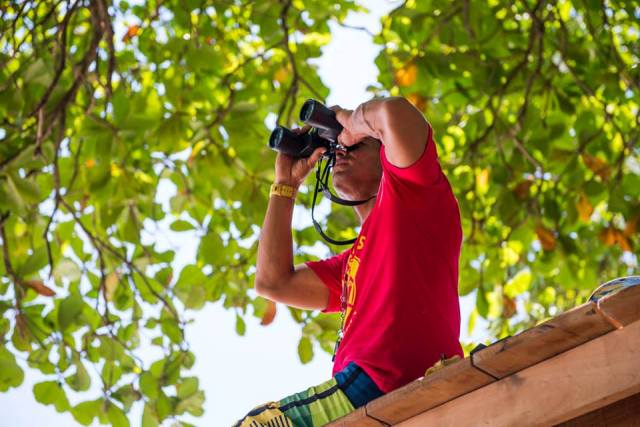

{"left": 1, "top": 2, "right": 488, "bottom": 425}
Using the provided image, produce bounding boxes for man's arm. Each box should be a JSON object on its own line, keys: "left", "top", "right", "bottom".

{"left": 254, "top": 194, "right": 330, "bottom": 311}
{"left": 335, "top": 97, "right": 430, "bottom": 168}
{"left": 254, "top": 130, "right": 330, "bottom": 311}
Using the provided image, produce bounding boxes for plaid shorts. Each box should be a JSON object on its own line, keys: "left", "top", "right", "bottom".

{"left": 233, "top": 362, "right": 384, "bottom": 427}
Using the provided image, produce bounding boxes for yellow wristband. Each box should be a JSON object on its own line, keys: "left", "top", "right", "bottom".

{"left": 270, "top": 183, "right": 296, "bottom": 200}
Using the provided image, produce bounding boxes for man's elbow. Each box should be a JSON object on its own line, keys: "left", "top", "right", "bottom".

{"left": 253, "top": 276, "right": 271, "bottom": 296}
{"left": 384, "top": 96, "right": 416, "bottom": 116}
{"left": 253, "top": 276, "right": 282, "bottom": 300}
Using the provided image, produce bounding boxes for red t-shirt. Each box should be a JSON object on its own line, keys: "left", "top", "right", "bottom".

{"left": 306, "top": 126, "right": 464, "bottom": 393}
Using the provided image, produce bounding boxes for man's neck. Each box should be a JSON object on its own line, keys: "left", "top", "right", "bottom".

{"left": 355, "top": 198, "right": 377, "bottom": 224}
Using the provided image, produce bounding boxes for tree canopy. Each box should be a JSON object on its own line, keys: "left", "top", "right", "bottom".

{"left": 0, "top": 0, "right": 638, "bottom": 425}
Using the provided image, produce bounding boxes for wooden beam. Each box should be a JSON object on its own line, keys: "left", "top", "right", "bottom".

{"left": 557, "top": 392, "right": 640, "bottom": 426}
{"left": 327, "top": 407, "right": 386, "bottom": 427}
{"left": 328, "top": 358, "right": 495, "bottom": 426}
{"left": 598, "top": 283, "right": 640, "bottom": 327}
{"left": 471, "top": 301, "right": 614, "bottom": 378}
{"left": 396, "top": 319, "right": 640, "bottom": 427}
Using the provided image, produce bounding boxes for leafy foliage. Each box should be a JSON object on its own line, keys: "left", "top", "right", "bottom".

{"left": 0, "top": 0, "right": 638, "bottom": 423}
{"left": 375, "top": 0, "right": 639, "bottom": 338}
{"left": 0, "top": 0, "right": 358, "bottom": 423}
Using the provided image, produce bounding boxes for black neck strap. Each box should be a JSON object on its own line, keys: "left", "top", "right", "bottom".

{"left": 310, "top": 155, "right": 376, "bottom": 246}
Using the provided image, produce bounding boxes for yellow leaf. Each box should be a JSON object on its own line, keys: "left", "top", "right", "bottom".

{"left": 406, "top": 93, "right": 427, "bottom": 111}
{"left": 502, "top": 294, "right": 517, "bottom": 318}
{"left": 122, "top": 25, "right": 140, "bottom": 43}
{"left": 599, "top": 227, "right": 617, "bottom": 246}
{"left": 260, "top": 300, "right": 277, "bottom": 326}
{"left": 21, "top": 279, "right": 55, "bottom": 297}
{"left": 602, "top": 228, "right": 632, "bottom": 252}
{"left": 110, "top": 163, "right": 122, "bottom": 177}
{"left": 513, "top": 180, "right": 533, "bottom": 199}
{"left": 395, "top": 64, "right": 417, "bottom": 87}
{"left": 476, "top": 168, "right": 490, "bottom": 195}
{"left": 577, "top": 194, "right": 593, "bottom": 223}
{"left": 624, "top": 215, "right": 638, "bottom": 236}
{"left": 274, "top": 66, "right": 289, "bottom": 84}
{"left": 581, "top": 153, "right": 611, "bottom": 181}
{"left": 617, "top": 233, "right": 632, "bottom": 252}
{"left": 536, "top": 225, "right": 556, "bottom": 251}
{"left": 105, "top": 272, "right": 118, "bottom": 301}
{"left": 424, "top": 355, "right": 461, "bottom": 377}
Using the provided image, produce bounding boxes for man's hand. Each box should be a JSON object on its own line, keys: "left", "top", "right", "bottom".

{"left": 330, "top": 106, "right": 370, "bottom": 147}
{"left": 332, "top": 99, "right": 430, "bottom": 168}
{"left": 275, "top": 125, "right": 326, "bottom": 188}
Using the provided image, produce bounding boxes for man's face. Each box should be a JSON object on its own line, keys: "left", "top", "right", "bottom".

{"left": 332, "top": 137, "right": 382, "bottom": 200}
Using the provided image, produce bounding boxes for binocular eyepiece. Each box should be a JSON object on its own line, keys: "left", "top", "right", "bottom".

{"left": 269, "top": 99, "right": 344, "bottom": 158}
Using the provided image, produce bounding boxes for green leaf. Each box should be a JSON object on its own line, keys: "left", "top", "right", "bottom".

{"left": 71, "top": 399, "right": 103, "bottom": 426}
{"left": 17, "top": 246, "right": 48, "bottom": 277}
{"left": 33, "top": 381, "right": 70, "bottom": 412}
{"left": 112, "top": 384, "right": 140, "bottom": 412}
{"left": 198, "top": 233, "right": 224, "bottom": 265}
{"left": 24, "top": 58, "right": 52, "bottom": 85}
{"left": 53, "top": 258, "right": 82, "bottom": 282}
{"left": 102, "top": 361, "right": 123, "bottom": 387}
{"left": 235, "top": 314, "right": 246, "bottom": 336}
{"left": 156, "top": 389, "right": 173, "bottom": 420}
{"left": 185, "top": 45, "right": 223, "bottom": 72}
{"left": 58, "top": 293, "right": 84, "bottom": 331}
{"left": 0, "top": 346, "right": 24, "bottom": 391}
{"left": 161, "top": 318, "right": 183, "bottom": 344}
{"left": 468, "top": 307, "right": 478, "bottom": 336}
{"left": 177, "top": 377, "right": 199, "bottom": 399}
{"left": 107, "top": 402, "right": 130, "bottom": 427}
{"left": 142, "top": 403, "right": 159, "bottom": 427}
{"left": 9, "top": 171, "right": 41, "bottom": 204}
{"left": 176, "top": 390, "right": 205, "bottom": 416}
{"left": 298, "top": 336, "right": 313, "bottom": 364}
{"left": 112, "top": 89, "right": 131, "bottom": 124}
{"left": 67, "top": 357, "right": 91, "bottom": 391}
{"left": 139, "top": 371, "right": 158, "bottom": 399}
{"left": 476, "top": 287, "right": 489, "bottom": 318}
{"left": 170, "top": 219, "right": 195, "bottom": 231}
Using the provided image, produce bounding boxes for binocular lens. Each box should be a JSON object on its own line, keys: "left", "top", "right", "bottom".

{"left": 269, "top": 127, "right": 284, "bottom": 149}
{"left": 268, "top": 99, "right": 343, "bottom": 158}
{"left": 269, "top": 126, "right": 326, "bottom": 158}
{"left": 300, "top": 100, "right": 315, "bottom": 123}
{"left": 300, "top": 99, "right": 343, "bottom": 135}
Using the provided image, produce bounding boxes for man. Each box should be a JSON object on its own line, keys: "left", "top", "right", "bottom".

{"left": 234, "top": 97, "right": 463, "bottom": 426}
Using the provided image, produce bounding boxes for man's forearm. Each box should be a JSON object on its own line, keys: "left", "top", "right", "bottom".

{"left": 255, "top": 195, "right": 296, "bottom": 292}
{"left": 347, "top": 97, "right": 429, "bottom": 167}
{"left": 349, "top": 97, "right": 404, "bottom": 142}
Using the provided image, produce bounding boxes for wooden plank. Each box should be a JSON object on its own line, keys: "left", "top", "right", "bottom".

{"left": 326, "top": 407, "right": 385, "bottom": 427}
{"left": 472, "top": 301, "right": 614, "bottom": 378}
{"left": 362, "top": 358, "right": 495, "bottom": 425}
{"left": 396, "top": 319, "right": 640, "bottom": 427}
{"left": 597, "top": 282, "right": 640, "bottom": 327}
{"left": 556, "top": 392, "right": 640, "bottom": 427}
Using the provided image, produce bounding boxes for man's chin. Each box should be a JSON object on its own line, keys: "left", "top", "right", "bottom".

{"left": 331, "top": 176, "right": 346, "bottom": 194}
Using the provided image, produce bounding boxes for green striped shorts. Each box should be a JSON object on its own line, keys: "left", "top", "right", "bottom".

{"left": 233, "top": 362, "right": 384, "bottom": 427}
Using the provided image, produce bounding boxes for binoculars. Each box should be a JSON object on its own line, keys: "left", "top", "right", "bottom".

{"left": 269, "top": 99, "right": 345, "bottom": 158}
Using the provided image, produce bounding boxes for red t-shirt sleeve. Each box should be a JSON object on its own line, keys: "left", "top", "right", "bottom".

{"left": 305, "top": 251, "right": 348, "bottom": 313}
{"left": 380, "top": 123, "right": 441, "bottom": 186}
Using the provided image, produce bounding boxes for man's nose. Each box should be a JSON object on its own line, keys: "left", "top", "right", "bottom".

{"left": 336, "top": 149, "right": 347, "bottom": 157}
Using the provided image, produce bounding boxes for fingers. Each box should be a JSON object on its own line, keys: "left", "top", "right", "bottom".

{"left": 337, "top": 131, "right": 355, "bottom": 147}
{"left": 307, "top": 147, "right": 326, "bottom": 167}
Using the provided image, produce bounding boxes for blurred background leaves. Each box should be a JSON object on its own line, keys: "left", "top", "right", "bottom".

{"left": 0, "top": 0, "right": 638, "bottom": 424}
